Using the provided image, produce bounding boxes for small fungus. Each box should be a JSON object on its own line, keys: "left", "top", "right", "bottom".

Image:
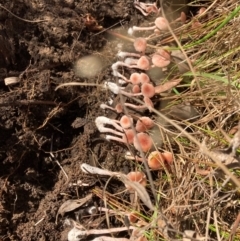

{"left": 135, "top": 117, "right": 154, "bottom": 132}
{"left": 133, "top": 132, "right": 153, "bottom": 152}
{"left": 133, "top": 37, "right": 147, "bottom": 52}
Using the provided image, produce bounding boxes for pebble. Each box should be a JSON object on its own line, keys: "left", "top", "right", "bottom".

{"left": 74, "top": 55, "right": 106, "bottom": 79}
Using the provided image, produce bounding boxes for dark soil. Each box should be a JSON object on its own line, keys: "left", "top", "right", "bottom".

{"left": 0, "top": 1, "right": 137, "bottom": 240}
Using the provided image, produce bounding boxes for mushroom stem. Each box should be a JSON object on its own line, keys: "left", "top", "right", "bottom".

{"left": 106, "top": 129, "right": 134, "bottom": 144}
{"left": 100, "top": 103, "right": 123, "bottom": 113}
{"left": 95, "top": 116, "right": 123, "bottom": 132}
{"left": 102, "top": 82, "right": 139, "bottom": 98}
{"left": 117, "top": 51, "right": 141, "bottom": 58}
{"left": 106, "top": 135, "right": 126, "bottom": 143}
{"left": 133, "top": 0, "right": 160, "bottom": 16}
{"left": 98, "top": 126, "right": 124, "bottom": 136}
{"left": 125, "top": 97, "right": 153, "bottom": 112}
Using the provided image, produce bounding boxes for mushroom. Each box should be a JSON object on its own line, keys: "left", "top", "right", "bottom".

{"left": 126, "top": 171, "right": 147, "bottom": 190}
{"left": 104, "top": 82, "right": 155, "bottom": 99}
{"left": 140, "top": 83, "right": 155, "bottom": 98}
{"left": 106, "top": 129, "right": 135, "bottom": 144}
{"left": 133, "top": 37, "right": 147, "bottom": 53}
{"left": 162, "top": 152, "right": 173, "bottom": 165}
{"left": 125, "top": 96, "right": 154, "bottom": 112}
{"left": 124, "top": 56, "right": 150, "bottom": 70}
{"left": 147, "top": 151, "right": 173, "bottom": 170}
{"left": 147, "top": 151, "right": 165, "bottom": 170}
{"left": 132, "top": 84, "right": 141, "bottom": 93}
{"left": 100, "top": 103, "right": 123, "bottom": 113}
{"left": 111, "top": 56, "right": 150, "bottom": 83}
{"left": 128, "top": 17, "right": 169, "bottom": 35}
{"left": 120, "top": 115, "right": 133, "bottom": 129}
{"left": 133, "top": 0, "right": 160, "bottom": 16}
{"left": 139, "top": 73, "right": 150, "bottom": 84}
{"left": 133, "top": 132, "right": 153, "bottom": 152}
{"left": 95, "top": 116, "right": 123, "bottom": 135}
{"left": 152, "top": 53, "right": 170, "bottom": 68}
{"left": 135, "top": 117, "right": 154, "bottom": 132}
{"left": 130, "top": 73, "right": 141, "bottom": 85}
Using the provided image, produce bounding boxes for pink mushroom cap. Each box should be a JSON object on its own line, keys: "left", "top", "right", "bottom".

{"left": 130, "top": 73, "right": 141, "bottom": 85}
{"left": 120, "top": 115, "right": 133, "bottom": 129}
{"left": 152, "top": 54, "right": 170, "bottom": 68}
{"left": 139, "top": 73, "right": 150, "bottom": 84}
{"left": 135, "top": 117, "right": 154, "bottom": 132}
{"left": 141, "top": 83, "right": 155, "bottom": 98}
{"left": 132, "top": 84, "right": 141, "bottom": 93}
{"left": 154, "top": 17, "right": 169, "bottom": 31}
{"left": 137, "top": 56, "right": 150, "bottom": 70}
{"left": 133, "top": 37, "right": 147, "bottom": 52}
{"left": 133, "top": 132, "right": 153, "bottom": 152}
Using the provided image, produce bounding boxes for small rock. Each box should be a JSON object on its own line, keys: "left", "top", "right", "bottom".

{"left": 74, "top": 55, "right": 106, "bottom": 79}
{"left": 168, "top": 103, "right": 199, "bottom": 121}
{"left": 171, "top": 50, "right": 189, "bottom": 74}
{"left": 146, "top": 67, "right": 165, "bottom": 85}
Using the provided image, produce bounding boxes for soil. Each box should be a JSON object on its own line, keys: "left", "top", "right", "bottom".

{"left": 0, "top": 0, "right": 138, "bottom": 240}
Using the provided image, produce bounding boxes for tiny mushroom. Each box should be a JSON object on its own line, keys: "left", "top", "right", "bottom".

{"left": 140, "top": 83, "right": 155, "bottom": 98}
{"left": 135, "top": 116, "right": 154, "bottom": 132}
{"left": 128, "top": 17, "right": 169, "bottom": 35}
{"left": 157, "top": 48, "right": 171, "bottom": 60}
{"left": 175, "top": 12, "right": 187, "bottom": 24}
{"left": 104, "top": 82, "right": 155, "bottom": 100}
{"left": 95, "top": 116, "right": 123, "bottom": 135}
{"left": 125, "top": 96, "right": 154, "bottom": 112}
{"left": 152, "top": 53, "right": 171, "bottom": 68}
{"left": 120, "top": 115, "right": 133, "bottom": 129}
{"left": 112, "top": 57, "right": 150, "bottom": 81}
{"left": 133, "top": 37, "right": 147, "bottom": 53}
{"left": 139, "top": 72, "right": 150, "bottom": 83}
{"left": 115, "top": 104, "right": 123, "bottom": 113}
{"left": 125, "top": 56, "right": 150, "bottom": 70}
{"left": 162, "top": 152, "right": 174, "bottom": 165}
{"left": 124, "top": 129, "right": 135, "bottom": 144}
{"left": 126, "top": 171, "right": 147, "bottom": 190}
{"left": 106, "top": 129, "right": 134, "bottom": 145}
{"left": 133, "top": 132, "right": 153, "bottom": 152}
{"left": 154, "top": 17, "right": 169, "bottom": 31}
{"left": 130, "top": 73, "right": 141, "bottom": 85}
{"left": 147, "top": 151, "right": 165, "bottom": 170}
{"left": 197, "top": 7, "right": 207, "bottom": 16}
{"left": 147, "top": 151, "right": 173, "bottom": 170}
{"left": 132, "top": 84, "right": 141, "bottom": 93}
{"left": 134, "top": 0, "right": 159, "bottom": 16}
{"left": 120, "top": 72, "right": 148, "bottom": 85}
{"left": 100, "top": 103, "right": 123, "bottom": 113}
